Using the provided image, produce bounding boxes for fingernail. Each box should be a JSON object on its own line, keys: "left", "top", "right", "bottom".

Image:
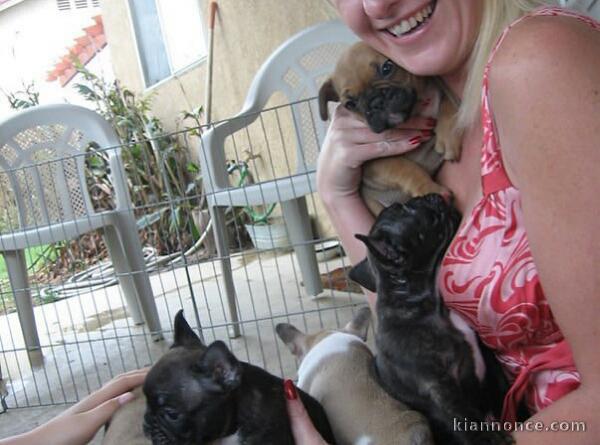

{"left": 409, "top": 136, "right": 422, "bottom": 146}
{"left": 117, "top": 392, "right": 135, "bottom": 405}
{"left": 284, "top": 379, "right": 298, "bottom": 400}
{"left": 421, "top": 129, "right": 433, "bottom": 137}
{"left": 426, "top": 118, "right": 437, "bottom": 127}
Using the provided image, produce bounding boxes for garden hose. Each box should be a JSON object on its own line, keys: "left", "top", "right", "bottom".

{"left": 38, "top": 159, "right": 269, "bottom": 300}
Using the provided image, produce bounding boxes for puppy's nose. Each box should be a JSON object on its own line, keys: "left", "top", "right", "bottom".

{"left": 368, "top": 94, "right": 385, "bottom": 111}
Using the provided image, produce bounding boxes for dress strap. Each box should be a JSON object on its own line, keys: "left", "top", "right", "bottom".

{"left": 479, "top": 7, "right": 600, "bottom": 196}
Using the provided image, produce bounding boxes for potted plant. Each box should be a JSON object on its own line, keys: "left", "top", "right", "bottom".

{"left": 227, "top": 160, "right": 291, "bottom": 250}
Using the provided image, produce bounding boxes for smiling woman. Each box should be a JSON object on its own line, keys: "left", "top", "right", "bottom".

{"left": 386, "top": 2, "right": 434, "bottom": 36}
{"left": 303, "top": 0, "right": 600, "bottom": 444}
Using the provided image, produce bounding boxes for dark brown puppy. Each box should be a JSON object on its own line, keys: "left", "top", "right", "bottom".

{"left": 319, "top": 42, "right": 462, "bottom": 216}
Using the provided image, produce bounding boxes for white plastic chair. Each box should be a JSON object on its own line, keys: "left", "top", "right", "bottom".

{"left": 199, "top": 20, "right": 359, "bottom": 337}
{"left": 0, "top": 104, "right": 162, "bottom": 352}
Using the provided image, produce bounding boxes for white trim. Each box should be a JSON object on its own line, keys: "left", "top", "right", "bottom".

{"left": 125, "top": 0, "right": 149, "bottom": 89}
{"left": 144, "top": 55, "right": 207, "bottom": 94}
{"left": 153, "top": 0, "right": 175, "bottom": 75}
{"left": 0, "top": 0, "right": 27, "bottom": 13}
{"left": 127, "top": 0, "right": 206, "bottom": 90}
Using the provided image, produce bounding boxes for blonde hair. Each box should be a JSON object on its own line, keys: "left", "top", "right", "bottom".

{"left": 456, "top": 0, "right": 554, "bottom": 131}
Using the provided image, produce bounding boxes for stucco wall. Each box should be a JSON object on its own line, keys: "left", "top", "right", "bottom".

{"left": 101, "top": 0, "right": 337, "bottom": 125}
{"left": 0, "top": 0, "right": 105, "bottom": 118}
{"left": 101, "top": 0, "right": 340, "bottom": 237}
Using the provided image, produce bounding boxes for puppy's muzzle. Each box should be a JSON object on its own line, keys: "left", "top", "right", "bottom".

{"left": 362, "top": 87, "right": 417, "bottom": 133}
{"left": 144, "top": 412, "right": 179, "bottom": 445}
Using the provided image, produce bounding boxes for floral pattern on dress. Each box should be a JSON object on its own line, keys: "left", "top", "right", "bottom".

{"left": 438, "top": 6, "right": 597, "bottom": 421}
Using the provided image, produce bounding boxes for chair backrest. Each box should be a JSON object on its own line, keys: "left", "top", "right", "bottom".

{"left": 0, "top": 104, "right": 122, "bottom": 230}
{"left": 243, "top": 20, "right": 359, "bottom": 174}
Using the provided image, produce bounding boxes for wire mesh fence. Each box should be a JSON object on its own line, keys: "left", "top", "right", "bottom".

{"left": 0, "top": 98, "right": 365, "bottom": 412}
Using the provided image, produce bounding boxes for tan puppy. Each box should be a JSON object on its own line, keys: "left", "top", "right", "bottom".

{"left": 276, "top": 308, "right": 433, "bottom": 445}
{"left": 319, "top": 42, "right": 462, "bottom": 216}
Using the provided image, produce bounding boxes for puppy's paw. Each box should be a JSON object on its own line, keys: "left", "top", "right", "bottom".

{"left": 444, "top": 145, "right": 461, "bottom": 162}
{"left": 434, "top": 138, "right": 461, "bottom": 162}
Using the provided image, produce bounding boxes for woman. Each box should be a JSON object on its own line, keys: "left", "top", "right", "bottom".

{"left": 286, "top": 0, "right": 600, "bottom": 443}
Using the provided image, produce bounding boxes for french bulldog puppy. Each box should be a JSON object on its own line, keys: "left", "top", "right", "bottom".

{"left": 350, "top": 194, "right": 513, "bottom": 445}
{"left": 276, "top": 307, "right": 434, "bottom": 445}
{"left": 319, "top": 42, "right": 462, "bottom": 216}
{"left": 142, "top": 310, "right": 336, "bottom": 445}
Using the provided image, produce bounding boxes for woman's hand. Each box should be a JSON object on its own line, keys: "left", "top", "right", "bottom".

{"left": 1, "top": 368, "right": 149, "bottom": 445}
{"left": 316, "top": 104, "right": 435, "bottom": 204}
{"left": 284, "top": 380, "right": 330, "bottom": 445}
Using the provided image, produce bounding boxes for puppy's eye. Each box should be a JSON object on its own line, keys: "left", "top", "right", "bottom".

{"left": 163, "top": 408, "right": 181, "bottom": 422}
{"left": 380, "top": 59, "right": 395, "bottom": 77}
{"left": 345, "top": 99, "right": 357, "bottom": 111}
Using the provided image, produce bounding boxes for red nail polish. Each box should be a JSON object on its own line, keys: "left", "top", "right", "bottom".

{"left": 284, "top": 379, "right": 298, "bottom": 400}
{"left": 426, "top": 118, "right": 437, "bottom": 127}
{"left": 421, "top": 129, "right": 433, "bottom": 137}
{"left": 409, "top": 136, "right": 422, "bottom": 145}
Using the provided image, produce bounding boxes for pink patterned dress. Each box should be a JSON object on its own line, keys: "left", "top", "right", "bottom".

{"left": 439, "top": 7, "right": 599, "bottom": 422}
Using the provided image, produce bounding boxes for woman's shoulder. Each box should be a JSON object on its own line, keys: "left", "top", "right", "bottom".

{"left": 490, "top": 10, "right": 600, "bottom": 82}
{"left": 485, "top": 9, "right": 600, "bottom": 188}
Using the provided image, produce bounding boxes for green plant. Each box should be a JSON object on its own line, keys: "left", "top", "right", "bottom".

{"left": 73, "top": 62, "right": 204, "bottom": 255}
{"left": 227, "top": 160, "right": 276, "bottom": 225}
{"left": 1, "top": 81, "right": 40, "bottom": 110}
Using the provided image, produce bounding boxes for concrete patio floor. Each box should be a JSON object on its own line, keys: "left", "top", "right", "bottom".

{"left": 0, "top": 246, "right": 367, "bottom": 441}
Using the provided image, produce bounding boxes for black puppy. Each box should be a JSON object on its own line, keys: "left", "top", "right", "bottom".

{"left": 143, "top": 311, "right": 336, "bottom": 445}
{"left": 350, "top": 194, "right": 513, "bottom": 445}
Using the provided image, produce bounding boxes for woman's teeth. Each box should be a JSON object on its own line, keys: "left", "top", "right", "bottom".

{"left": 387, "top": 3, "right": 434, "bottom": 36}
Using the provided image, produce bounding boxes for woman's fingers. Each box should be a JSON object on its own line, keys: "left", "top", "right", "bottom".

{"left": 78, "top": 392, "right": 136, "bottom": 433}
{"left": 64, "top": 368, "right": 149, "bottom": 415}
{"left": 337, "top": 128, "right": 434, "bottom": 168}
{"left": 284, "top": 380, "right": 329, "bottom": 445}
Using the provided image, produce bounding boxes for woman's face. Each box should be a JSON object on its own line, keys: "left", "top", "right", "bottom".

{"left": 335, "top": 0, "right": 483, "bottom": 77}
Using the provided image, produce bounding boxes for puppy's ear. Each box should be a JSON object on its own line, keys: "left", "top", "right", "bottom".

{"left": 348, "top": 258, "right": 377, "bottom": 293}
{"left": 275, "top": 323, "right": 307, "bottom": 358}
{"left": 343, "top": 306, "right": 371, "bottom": 341}
{"left": 202, "top": 341, "right": 242, "bottom": 391}
{"left": 173, "top": 310, "right": 205, "bottom": 350}
{"left": 318, "top": 78, "right": 339, "bottom": 121}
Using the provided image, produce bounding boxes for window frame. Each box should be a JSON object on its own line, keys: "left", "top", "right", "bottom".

{"left": 126, "top": 0, "right": 207, "bottom": 90}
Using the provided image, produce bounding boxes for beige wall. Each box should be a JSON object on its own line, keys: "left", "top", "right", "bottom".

{"left": 101, "top": 0, "right": 337, "bottom": 127}
{"left": 101, "top": 0, "right": 340, "bottom": 237}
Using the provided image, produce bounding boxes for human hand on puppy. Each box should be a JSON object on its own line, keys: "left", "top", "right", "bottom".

{"left": 284, "top": 379, "right": 330, "bottom": 445}
{"left": 0, "top": 368, "right": 149, "bottom": 445}
{"left": 316, "top": 104, "right": 435, "bottom": 205}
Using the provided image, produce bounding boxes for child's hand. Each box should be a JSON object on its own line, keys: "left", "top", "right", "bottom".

{"left": 1, "top": 368, "right": 148, "bottom": 445}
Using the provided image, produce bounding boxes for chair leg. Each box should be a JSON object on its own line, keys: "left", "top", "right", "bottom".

{"left": 114, "top": 216, "right": 163, "bottom": 341}
{"left": 3, "top": 250, "right": 41, "bottom": 352}
{"left": 281, "top": 198, "right": 323, "bottom": 297}
{"left": 103, "top": 226, "right": 144, "bottom": 325}
{"left": 209, "top": 205, "right": 241, "bottom": 338}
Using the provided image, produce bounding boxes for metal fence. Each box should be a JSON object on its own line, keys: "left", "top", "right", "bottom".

{"left": 0, "top": 98, "right": 365, "bottom": 411}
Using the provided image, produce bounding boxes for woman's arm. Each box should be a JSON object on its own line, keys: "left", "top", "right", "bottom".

{"left": 0, "top": 368, "right": 148, "bottom": 445}
{"left": 489, "top": 14, "right": 600, "bottom": 444}
{"left": 317, "top": 105, "right": 434, "bottom": 306}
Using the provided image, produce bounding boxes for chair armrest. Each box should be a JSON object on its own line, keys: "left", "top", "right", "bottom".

{"left": 199, "top": 109, "right": 260, "bottom": 193}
